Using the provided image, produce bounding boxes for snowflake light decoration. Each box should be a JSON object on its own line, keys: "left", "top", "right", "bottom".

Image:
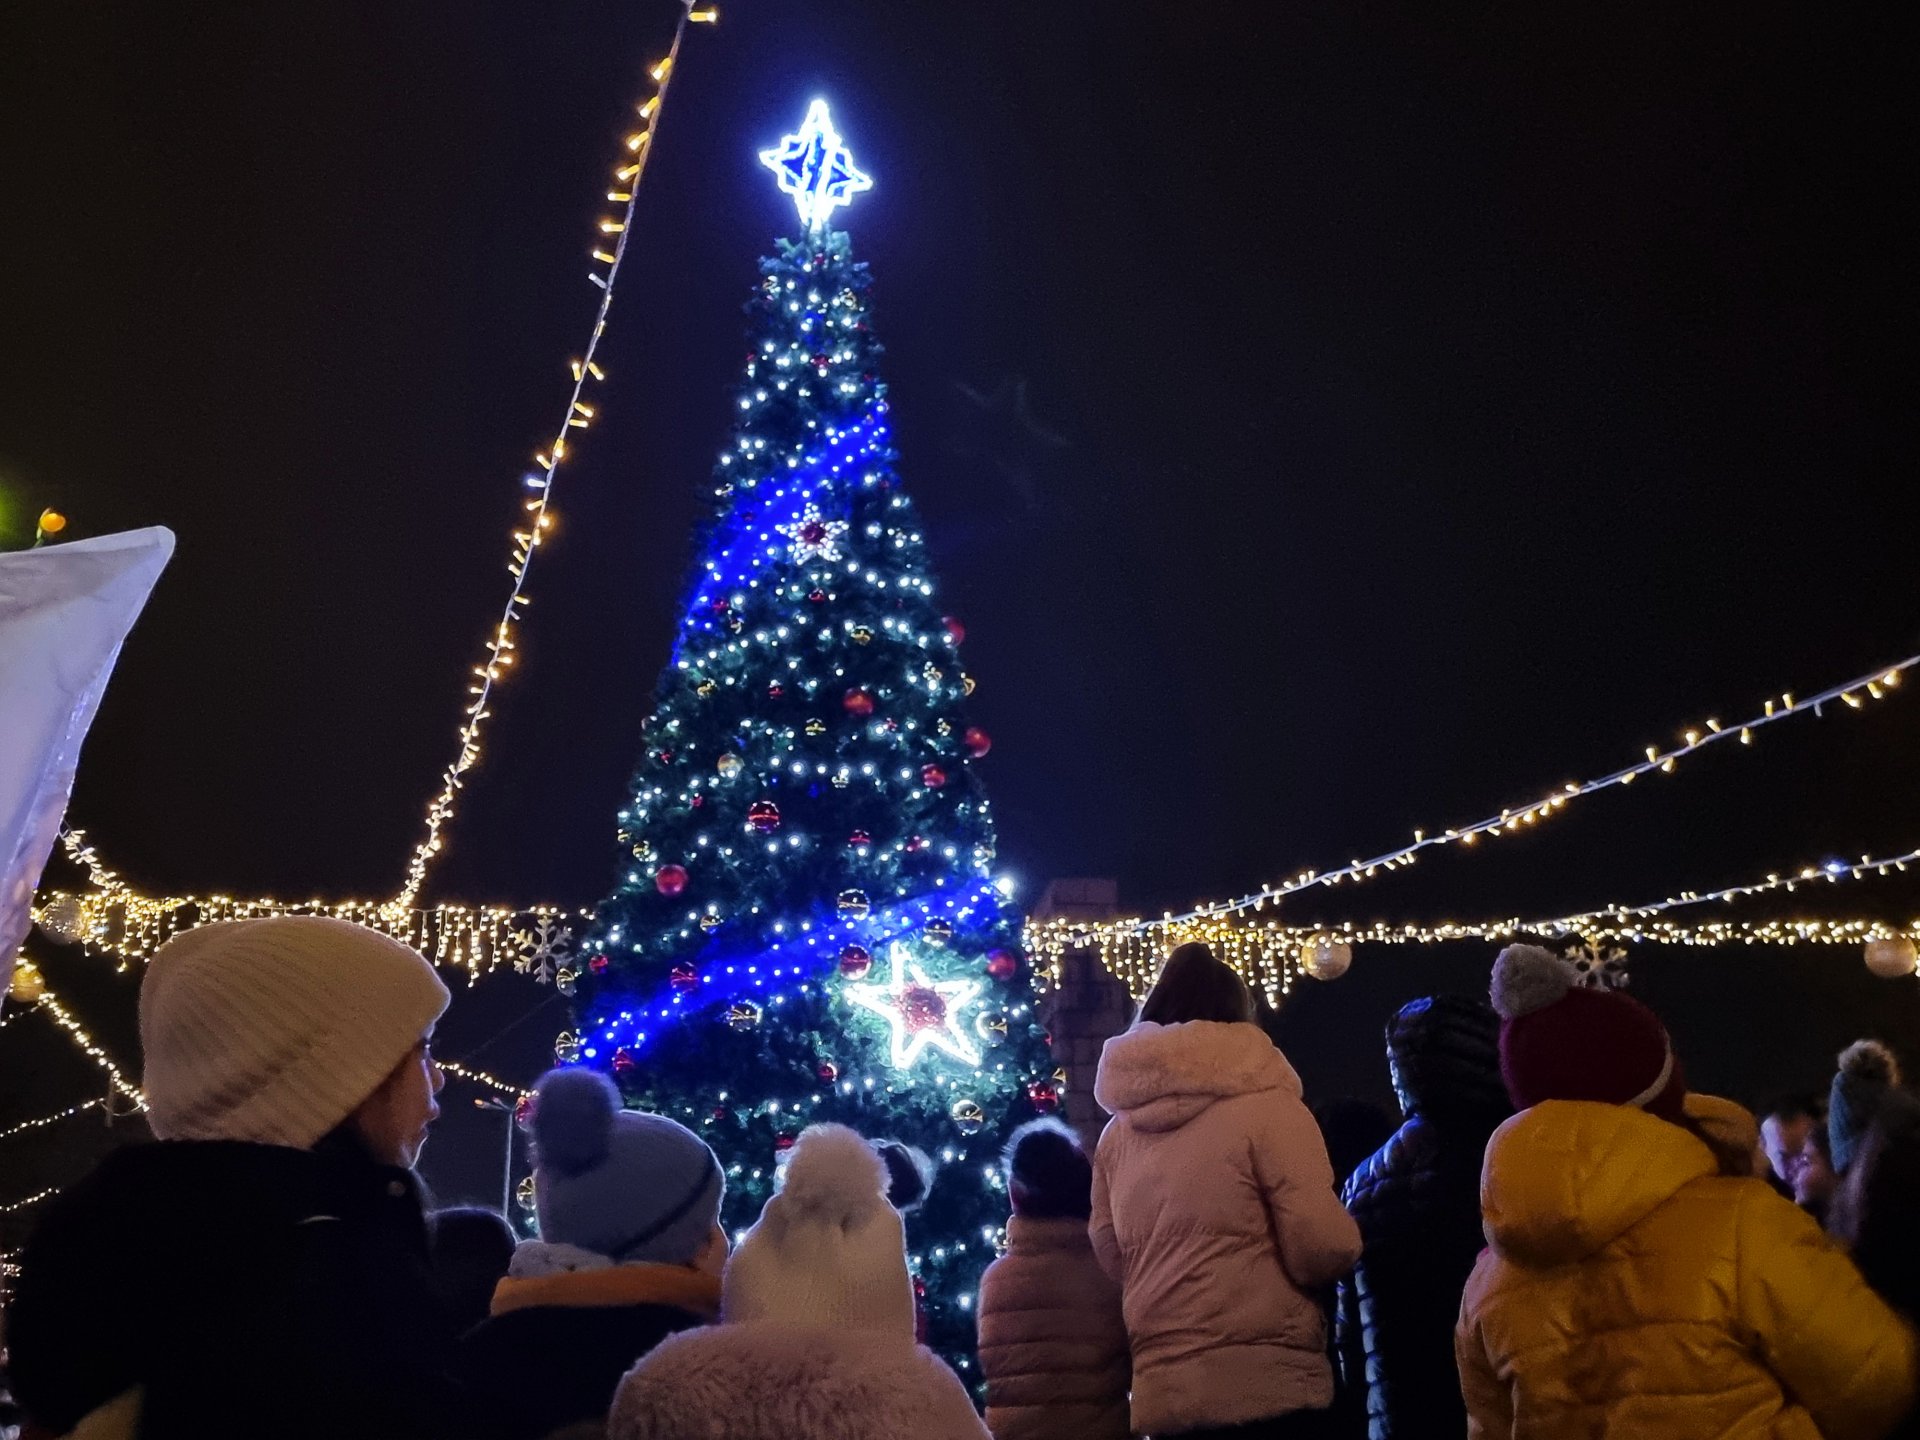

{"left": 1565, "top": 938, "right": 1630, "bottom": 990}
{"left": 512, "top": 915, "right": 573, "bottom": 985}
{"left": 776, "top": 503, "right": 849, "bottom": 564}
{"left": 844, "top": 942, "right": 985, "bottom": 1069}
{"left": 759, "top": 99, "right": 872, "bottom": 232}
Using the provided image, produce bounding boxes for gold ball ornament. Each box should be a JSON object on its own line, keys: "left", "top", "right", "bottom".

{"left": 805, "top": 717, "right": 827, "bottom": 736}
{"left": 9, "top": 962, "right": 47, "bottom": 1004}
{"left": 699, "top": 913, "right": 723, "bottom": 934}
{"left": 36, "top": 895, "right": 87, "bottom": 946}
{"left": 716, "top": 753, "right": 743, "bottom": 779}
{"left": 38, "top": 509, "right": 68, "bottom": 536}
{"left": 555, "top": 967, "right": 578, "bottom": 998}
{"left": 696, "top": 680, "right": 716, "bottom": 697}
{"left": 1865, "top": 937, "right": 1919, "bottom": 979}
{"left": 515, "top": 1175, "right": 538, "bottom": 1213}
{"left": 836, "top": 889, "right": 871, "bottom": 919}
{"left": 727, "top": 1001, "right": 763, "bottom": 1031}
{"left": 851, "top": 626, "right": 874, "bottom": 645}
{"left": 553, "top": 1030, "right": 582, "bottom": 1064}
{"left": 923, "top": 919, "right": 954, "bottom": 948}
{"left": 1300, "top": 940, "right": 1353, "bottom": 981}
{"left": 950, "top": 1099, "right": 986, "bottom": 1136}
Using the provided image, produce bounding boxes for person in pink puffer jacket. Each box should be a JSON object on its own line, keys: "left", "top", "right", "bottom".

{"left": 1092, "top": 942, "right": 1362, "bottom": 1440}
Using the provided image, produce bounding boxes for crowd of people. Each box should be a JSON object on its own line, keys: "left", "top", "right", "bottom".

{"left": 1, "top": 916, "right": 1916, "bottom": 1440}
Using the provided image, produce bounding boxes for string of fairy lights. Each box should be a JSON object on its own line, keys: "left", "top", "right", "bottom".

{"left": 392, "top": 1, "right": 716, "bottom": 910}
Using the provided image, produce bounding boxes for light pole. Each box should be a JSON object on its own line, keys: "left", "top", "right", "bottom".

{"left": 474, "top": 1098, "right": 516, "bottom": 1218}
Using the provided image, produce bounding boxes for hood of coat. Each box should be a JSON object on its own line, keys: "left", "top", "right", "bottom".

{"left": 1094, "top": 1020, "right": 1300, "bottom": 1134}
{"left": 610, "top": 1321, "right": 987, "bottom": 1440}
{"left": 1004, "top": 1215, "right": 1095, "bottom": 1255}
{"left": 1481, "top": 1100, "right": 1716, "bottom": 1265}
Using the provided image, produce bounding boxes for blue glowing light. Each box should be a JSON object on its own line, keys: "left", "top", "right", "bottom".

{"left": 759, "top": 99, "right": 872, "bottom": 232}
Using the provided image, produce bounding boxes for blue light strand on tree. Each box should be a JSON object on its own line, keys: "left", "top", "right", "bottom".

{"left": 574, "top": 101, "right": 1054, "bottom": 1382}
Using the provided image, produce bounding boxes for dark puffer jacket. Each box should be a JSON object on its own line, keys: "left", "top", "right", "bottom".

{"left": 1336, "top": 995, "right": 1508, "bottom": 1440}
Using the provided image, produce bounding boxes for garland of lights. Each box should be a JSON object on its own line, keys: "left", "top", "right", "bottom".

{"left": 0, "top": 1099, "right": 104, "bottom": 1143}
{"left": 391, "top": 4, "right": 715, "bottom": 907}
{"left": 1137, "top": 654, "right": 1913, "bottom": 932}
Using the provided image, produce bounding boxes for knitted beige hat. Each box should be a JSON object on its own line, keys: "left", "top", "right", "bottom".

{"left": 722, "top": 1123, "right": 916, "bottom": 1338}
{"left": 141, "top": 916, "right": 450, "bottom": 1149}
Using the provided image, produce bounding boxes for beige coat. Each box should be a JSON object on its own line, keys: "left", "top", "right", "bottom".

{"left": 978, "top": 1216, "right": 1130, "bottom": 1440}
{"left": 1091, "top": 1020, "right": 1361, "bottom": 1436}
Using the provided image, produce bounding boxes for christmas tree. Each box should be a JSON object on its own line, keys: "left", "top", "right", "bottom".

{"left": 573, "top": 100, "right": 1055, "bottom": 1378}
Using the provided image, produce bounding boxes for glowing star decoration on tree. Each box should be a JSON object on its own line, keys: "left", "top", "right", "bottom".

{"left": 758, "top": 98, "right": 873, "bottom": 232}
{"left": 845, "top": 943, "right": 985, "bottom": 1069}
{"left": 775, "top": 502, "right": 849, "bottom": 563}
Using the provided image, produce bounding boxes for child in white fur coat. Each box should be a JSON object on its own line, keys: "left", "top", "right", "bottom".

{"left": 608, "top": 1123, "right": 987, "bottom": 1440}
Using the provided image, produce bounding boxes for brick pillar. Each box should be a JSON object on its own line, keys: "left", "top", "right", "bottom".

{"left": 1039, "top": 947, "right": 1135, "bottom": 1152}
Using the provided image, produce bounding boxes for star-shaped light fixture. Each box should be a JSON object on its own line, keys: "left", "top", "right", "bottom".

{"left": 775, "top": 502, "right": 849, "bottom": 563}
{"left": 844, "top": 942, "right": 985, "bottom": 1069}
{"left": 759, "top": 99, "right": 872, "bottom": 232}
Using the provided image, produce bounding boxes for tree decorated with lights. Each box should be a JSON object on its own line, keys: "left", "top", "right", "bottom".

{"left": 570, "top": 100, "right": 1055, "bottom": 1377}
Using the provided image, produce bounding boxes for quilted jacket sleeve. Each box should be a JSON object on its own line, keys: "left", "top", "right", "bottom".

{"left": 1089, "top": 1145, "right": 1122, "bottom": 1283}
{"left": 1249, "top": 1097, "right": 1362, "bottom": 1289}
{"left": 1733, "top": 1183, "right": 1917, "bottom": 1440}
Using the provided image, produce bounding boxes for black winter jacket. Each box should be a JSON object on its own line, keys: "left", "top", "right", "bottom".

{"left": 1335, "top": 994, "right": 1507, "bottom": 1440}
{"left": 6, "top": 1135, "right": 460, "bottom": 1439}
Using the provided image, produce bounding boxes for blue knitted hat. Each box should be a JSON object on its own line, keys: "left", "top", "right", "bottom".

{"left": 530, "top": 1068, "right": 724, "bottom": 1265}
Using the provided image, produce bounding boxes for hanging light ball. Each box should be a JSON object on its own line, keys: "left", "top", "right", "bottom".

{"left": 920, "top": 764, "right": 948, "bottom": 789}
{"left": 612, "top": 1048, "right": 638, "bottom": 1077}
{"left": 943, "top": 616, "right": 966, "bottom": 645}
{"left": 515, "top": 1175, "right": 538, "bottom": 1213}
{"left": 716, "top": 753, "right": 744, "bottom": 779}
{"left": 838, "top": 943, "right": 874, "bottom": 979}
{"left": 843, "top": 688, "right": 876, "bottom": 717}
{"left": 553, "top": 1030, "right": 582, "bottom": 1064}
{"left": 963, "top": 726, "right": 992, "bottom": 759}
{"left": 8, "top": 962, "right": 47, "bottom": 1005}
{"left": 746, "top": 800, "right": 782, "bottom": 833}
{"left": 727, "top": 1001, "right": 763, "bottom": 1031}
{"left": 654, "top": 865, "right": 689, "bottom": 897}
{"left": 1865, "top": 937, "right": 1919, "bottom": 979}
{"left": 837, "top": 889, "right": 871, "bottom": 919}
{"left": 35, "top": 895, "right": 86, "bottom": 946}
{"left": 1301, "top": 939, "right": 1354, "bottom": 981}
{"left": 951, "top": 1099, "right": 986, "bottom": 1136}
{"left": 985, "top": 948, "right": 1022, "bottom": 982}
{"left": 923, "top": 918, "right": 954, "bottom": 948}
{"left": 1027, "top": 1080, "right": 1061, "bottom": 1114}
{"left": 670, "top": 962, "right": 700, "bottom": 993}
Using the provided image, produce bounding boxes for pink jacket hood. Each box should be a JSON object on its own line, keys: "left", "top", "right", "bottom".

{"left": 1095, "top": 1020, "right": 1301, "bottom": 1133}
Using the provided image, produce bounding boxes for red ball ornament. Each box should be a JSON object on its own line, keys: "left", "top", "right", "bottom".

{"left": 898, "top": 985, "right": 949, "bottom": 1032}
{"left": 847, "top": 828, "right": 871, "bottom": 848}
{"left": 808, "top": 589, "right": 827, "bottom": 604}
{"left": 818, "top": 1061, "right": 839, "bottom": 1083}
{"left": 810, "top": 352, "right": 830, "bottom": 371}
{"left": 746, "top": 800, "right": 782, "bottom": 834}
{"left": 838, "top": 944, "right": 874, "bottom": 979}
{"left": 513, "top": 1095, "right": 536, "bottom": 1130}
{"left": 798, "top": 519, "right": 828, "bottom": 546}
{"left": 689, "top": 794, "right": 706, "bottom": 808}
{"left": 912, "top": 1276, "right": 928, "bottom": 1301}
{"left": 709, "top": 597, "right": 729, "bottom": 613}
{"left": 587, "top": 954, "right": 610, "bottom": 975}
{"left": 767, "top": 682, "right": 784, "bottom": 700}
{"left": 920, "top": 764, "right": 948, "bottom": 789}
{"left": 654, "top": 864, "right": 689, "bottom": 896}
{"left": 670, "top": 962, "right": 700, "bottom": 992}
{"left": 612, "top": 1048, "right": 638, "bottom": 1077}
{"left": 843, "top": 688, "right": 875, "bottom": 717}
{"left": 905, "top": 835, "right": 929, "bottom": 854}
{"left": 774, "top": 1133, "right": 797, "bottom": 1153}
{"left": 943, "top": 616, "right": 966, "bottom": 645}
{"left": 710, "top": 1105, "right": 728, "bottom": 1123}
{"left": 986, "top": 948, "right": 1021, "bottom": 982}
{"left": 1027, "top": 1080, "right": 1061, "bottom": 1114}
{"left": 964, "top": 726, "right": 992, "bottom": 759}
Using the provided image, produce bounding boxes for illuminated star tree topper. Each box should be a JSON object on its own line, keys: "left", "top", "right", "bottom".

{"left": 758, "top": 98, "right": 873, "bottom": 232}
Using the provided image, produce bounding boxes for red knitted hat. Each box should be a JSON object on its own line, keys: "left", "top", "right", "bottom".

{"left": 1490, "top": 945, "right": 1686, "bottom": 1121}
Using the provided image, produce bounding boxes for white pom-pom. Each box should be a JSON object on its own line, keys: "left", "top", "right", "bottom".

{"left": 531, "top": 1067, "right": 620, "bottom": 1176}
{"left": 776, "top": 1123, "right": 889, "bottom": 1228}
{"left": 1491, "top": 944, "right": 1575, "bottom": 1021}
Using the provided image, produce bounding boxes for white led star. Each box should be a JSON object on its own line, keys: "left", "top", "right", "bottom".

{"left": 776, "top": 502, "right": 849, "bottom": 563}
{"left": 844, "top": 942, "right": 985, "bottom": 1069}
{"left": 759, "top": 99, "right": 873, "bottom": 232}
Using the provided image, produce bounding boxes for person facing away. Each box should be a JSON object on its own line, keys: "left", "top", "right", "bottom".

{"left": 1091, "top": 942, "right": 1362, "bottom": 1440}
{"left": 429, "top": 1206, "right": 519, "bottom": 1337}
{"left": 7, "top": 916, "right": 458, "bottom": 1440}
{"left": 1336, "top": 994, "right": 1509, "bottom": 1440}
{"left": 454, "top": 1068, "right": 726, "bottom": 1440}
{"left": 977, "top": 1118, "right": 1130, "bottom": 1440}
{"left": 1830, "top": 1040, "right": 1905, "bottom": 1180}
{"left": 1456, "top": 944, "right": 1917, "bottom": 1440}
{"left": 608, "top": 1123, "right": 987, "bottom": 1440}
{"left": 1831, "top": 1090, "right": 1920, "bottom": 1440}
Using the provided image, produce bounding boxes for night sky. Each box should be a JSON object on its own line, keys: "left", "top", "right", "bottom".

{"left": 4, "top": 2, "right": 1916, "bottom": 1200}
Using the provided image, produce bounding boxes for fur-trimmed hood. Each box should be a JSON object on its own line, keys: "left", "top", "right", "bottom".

{"left": 1094, "top": 1020, "right": 1299, "bottom": 1133}
{"left": 609, "top": 1321, "right": 988, "bottom": 1440}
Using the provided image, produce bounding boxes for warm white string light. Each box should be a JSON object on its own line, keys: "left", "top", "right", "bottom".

{"left": 0, "top": 1098, "right": 104, "bottom": 1143}
{"left": 393, "top": 4, "right": 713, "bottom": 908}
{"left": 439, "top": 1059, "right": 532, "bottom": 1100}
{"left": 1138, "top": 652, "right": 1915, "bottom": 933}
{"left": 31, "top": 984, "right": 146, "bottom": 1108}
{"left": 0, "top": 1186, "right": 59, "bottom": 1217}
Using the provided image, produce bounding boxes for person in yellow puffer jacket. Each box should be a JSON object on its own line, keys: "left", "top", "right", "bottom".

{"left": 1456, "top": 945, "right": 1917, "bottom": 1440}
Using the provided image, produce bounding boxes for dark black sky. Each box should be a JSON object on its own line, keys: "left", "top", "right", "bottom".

{"left": 4, "top": 2, "right": 1918, "bottom": 1156}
